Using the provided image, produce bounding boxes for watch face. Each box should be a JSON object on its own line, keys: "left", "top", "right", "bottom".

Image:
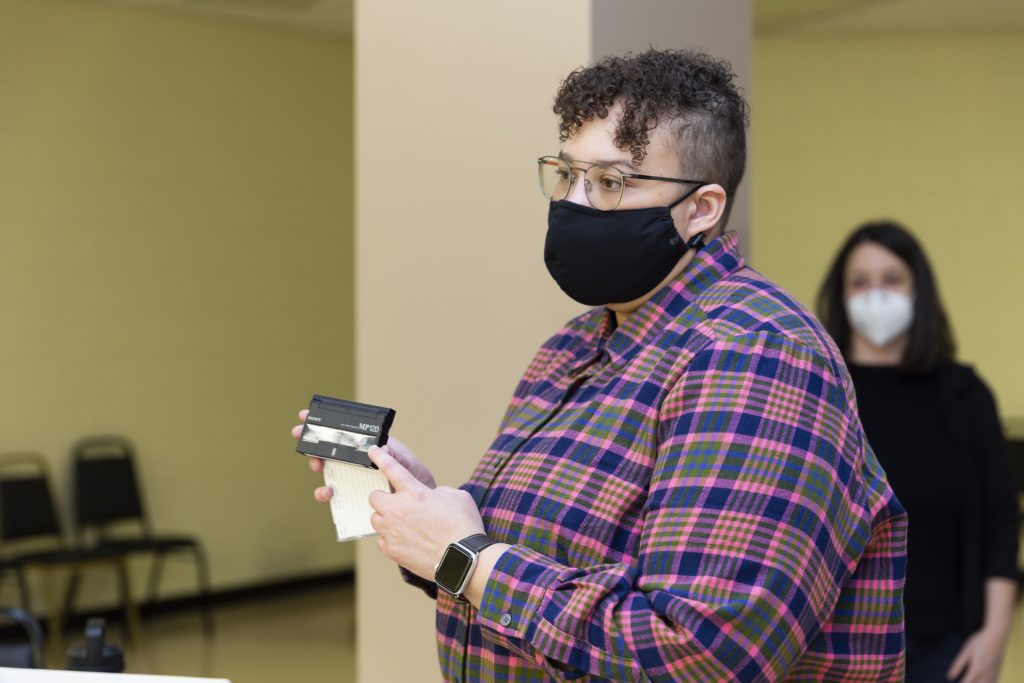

{"left": 435, "top": 544, "right": 474, "bottom": 595}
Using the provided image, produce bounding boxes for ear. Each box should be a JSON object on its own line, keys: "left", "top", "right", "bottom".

{"left": 675, "top": 183, "right": 727, "bottom": 243}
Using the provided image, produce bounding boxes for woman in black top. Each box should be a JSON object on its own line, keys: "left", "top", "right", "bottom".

{"left": 818, "top": 221, "right": 1018, "bottom": 683}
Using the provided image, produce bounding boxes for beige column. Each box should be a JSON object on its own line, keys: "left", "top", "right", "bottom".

{"left": 354, "top": 2, "right": 752, "bottom": 680}
{"left": 354, "top": 2, "right": 590, "bottom": 680}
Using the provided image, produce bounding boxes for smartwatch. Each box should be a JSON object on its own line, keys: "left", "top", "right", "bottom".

{"left": 434, "top": 533, "right": 496, "bottom": 601}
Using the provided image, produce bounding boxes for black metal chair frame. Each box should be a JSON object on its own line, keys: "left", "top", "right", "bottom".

{"left": 0, "top": 556, "right": 32, "bottom": 615}
{"left": 0, "top": 606, "right": 46, "bottom": 669}
{"left": 0, "top": 452, "right": 142, "bottom": 666}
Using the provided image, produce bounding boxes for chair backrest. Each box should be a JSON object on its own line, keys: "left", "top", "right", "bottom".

{"left": 71, "top": 436, "right": 146, "bottom": 533}
{"left": 0, "top": 454, "right": 63, "bottom": 545}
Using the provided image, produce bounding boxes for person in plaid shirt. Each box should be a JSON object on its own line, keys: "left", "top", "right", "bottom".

{"left": 302, "top": 49, "right": 907, "bottom": 681}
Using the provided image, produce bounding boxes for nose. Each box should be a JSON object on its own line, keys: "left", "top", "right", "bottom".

{"left": 564, "top": 170, "right": 592, "bottom": 207}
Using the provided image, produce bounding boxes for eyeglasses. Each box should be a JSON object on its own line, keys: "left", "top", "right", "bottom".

{"left": 537, "top": 155, "right": 706, "bottom": 211}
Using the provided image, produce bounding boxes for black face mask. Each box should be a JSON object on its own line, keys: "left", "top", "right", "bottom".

{"left": 544, "top": 191, "right": 705, "bottom": 306}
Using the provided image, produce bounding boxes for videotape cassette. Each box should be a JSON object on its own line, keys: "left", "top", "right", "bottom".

{"left": 296, "top": 395, "right": 396, "bottom": 468}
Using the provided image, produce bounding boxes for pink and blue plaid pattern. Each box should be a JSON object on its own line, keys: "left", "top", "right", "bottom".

{"left": 432, "top": 233, "right": 906, "bottom": 682}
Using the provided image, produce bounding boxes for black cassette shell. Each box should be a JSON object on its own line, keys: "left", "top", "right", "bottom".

{"left": 296, "top": 395, "right": 396, "bottom": 468}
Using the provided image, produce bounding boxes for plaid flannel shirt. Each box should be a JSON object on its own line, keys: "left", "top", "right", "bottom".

{"left": 429, "top": 232, "right": 906, "bottom": 682}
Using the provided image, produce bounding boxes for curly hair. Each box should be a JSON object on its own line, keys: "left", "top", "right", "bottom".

{"left": 553, "top": 49, "right": 748, "bottom": 224}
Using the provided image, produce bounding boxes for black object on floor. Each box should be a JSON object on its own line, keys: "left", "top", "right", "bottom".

{"left": 66, "top": 618, "right": 124, "bottom": 673}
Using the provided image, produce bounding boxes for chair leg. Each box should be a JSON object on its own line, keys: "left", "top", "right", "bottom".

{"left": 193, "top": 544, "right": 214, "bottom": 635}
{"left": 42, "top": 567, "right": 64, "bottom": 668}
{"left": 114, "top": 557, "right": 143, "bottom": 650}
{"left": 146, "top": 551, "right": 167, "bottom": 605}
{"left": 15, "top": 566, "right": 32, "bottom": 613}
{"left": 62, "top": 566, "right": 82, "bottom": 623}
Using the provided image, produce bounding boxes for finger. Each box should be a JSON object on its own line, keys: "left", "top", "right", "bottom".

{"left": 313, "top": 485, "right": 333, "bottom": 503}
{"left": 962, "top": 659, "right": 992, "bottom": 683}
{"left": 947, "top": 646, "right": 970, "bottom": 681}
{"left": 959, "top": 661, "right": 980, "bottom": 683}
{"left": 369, "top": 445, "right": 423, "bottom": 492}
{"left": 384, "top": 444, "right": 412, "bottom": 469}
{"left": 369, "top": 511, "right": 384, "bottom": 533}
{"left": 292, "top": 410, "right": 311, "bottom": 440}
{"left": 307, "top": 457, "right": 325, "bottom": 473}
{"left": 384, "top": 436, "right": 412, "bottom": 457}
{"left": 368, "top": 489, "right": 390, "bottom": 512}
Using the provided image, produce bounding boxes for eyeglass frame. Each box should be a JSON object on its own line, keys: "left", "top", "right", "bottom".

{"left": 537, "top": 155, "right": 708, "bottom": 210}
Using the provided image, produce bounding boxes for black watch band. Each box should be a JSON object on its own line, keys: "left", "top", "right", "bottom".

{"left": 458, "top": 533, "right": 495, "bottom": 554}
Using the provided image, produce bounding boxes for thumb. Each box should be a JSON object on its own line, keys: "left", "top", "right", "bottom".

{"left": 369, "top": 445, "right": 422, "bottom": 492}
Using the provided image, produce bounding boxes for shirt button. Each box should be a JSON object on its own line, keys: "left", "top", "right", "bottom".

{"left": 500, "top": 613, "right": 512, "bottom": 626}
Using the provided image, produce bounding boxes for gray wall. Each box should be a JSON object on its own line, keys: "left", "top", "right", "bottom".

{"left": 592, "top": 0, "right": 753, "bottom": 258}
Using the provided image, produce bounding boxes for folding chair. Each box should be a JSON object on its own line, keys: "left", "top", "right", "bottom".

{"left": 68, "top": 436, "right": 212, "bottom": 633}
{"left": 0, "top": 452, "right": 141, "bottom": 665}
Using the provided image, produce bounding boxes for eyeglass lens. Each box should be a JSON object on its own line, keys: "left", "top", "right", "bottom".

{"left": 538, "top": 157, "right": 625, "bottom": 210}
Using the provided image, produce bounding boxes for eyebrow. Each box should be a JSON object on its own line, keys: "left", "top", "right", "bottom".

{"left": 559, "top": 151, "right": 641, "bottom": 172}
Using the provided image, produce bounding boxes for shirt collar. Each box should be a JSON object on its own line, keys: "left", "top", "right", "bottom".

{"left": 597, "top": 231, "right": 744, "bottom": 368}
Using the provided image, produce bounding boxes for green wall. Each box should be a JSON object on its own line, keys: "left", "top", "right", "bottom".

{"left": 0, "top": 0, "right": 354, "bottom": 608}
{"left": 753, "top": 32, "right": 1024, "bottom": 427}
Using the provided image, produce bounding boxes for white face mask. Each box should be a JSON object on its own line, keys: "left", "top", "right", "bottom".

{"left": 845, "top": 289, "right": 914, "bottom": 348}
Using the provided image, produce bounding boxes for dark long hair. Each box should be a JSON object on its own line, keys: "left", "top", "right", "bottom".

{"left": 816, "top": 220, "right": 955, "bottom": 374}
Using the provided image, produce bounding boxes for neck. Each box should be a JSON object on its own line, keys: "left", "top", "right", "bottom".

{"left": 848, "top": 333, "right": 908, "bottom": 366}
{"left": 608, "top": 248, "right": 699, "bottom": 326}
